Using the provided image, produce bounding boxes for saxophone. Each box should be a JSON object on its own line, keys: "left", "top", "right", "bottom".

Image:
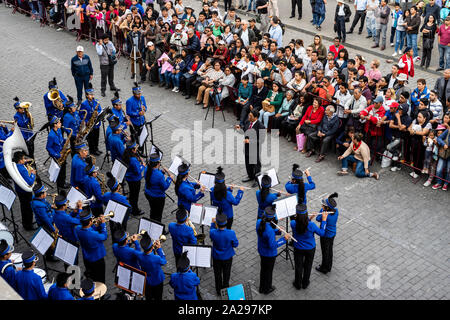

{"left": 57, "top": 127, "right": 73, "bottom": 166}
{"left": 76, "top": 100, "right": 99, "bottom": 144}
{"left": 96, "top": 172, "right": 107, "bottom": 194}
{"left": 76, "top": 110, "right": 88, "bottom": 143}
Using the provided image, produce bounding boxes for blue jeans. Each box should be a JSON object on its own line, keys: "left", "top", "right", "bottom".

{"left": 366, "top": 15, "right": 376, "bottom": 37}
{"left": 436, "top": 157, "right": 450, "bottom": 186}
{"left": 438, "top": 43, "right": 450, "bottom": 69}
{"left": 211, "top": 92, "right": 222, "bottom": 106}
{"left": 163, "top": 70, "right": 172, "bottom": 86}
{"left": 313, "top": 13, "right": 325, "bottom": 27}
{"left": 395, "top": 30, "right": 406, "bottom": 52}
{"left": 172, "top": 73, "right": 182, "bottom": 87}
{"left": 247, "top": 0, "right": 256, "bottom": 10}
{"left": 341, "top": 155, "right": 369, "bottom": 178}
{"left": 259, "top": 110, "right": 275, "bottom": 127}
{"left": 406, "top": 33, "right": 418, "bottom": 58}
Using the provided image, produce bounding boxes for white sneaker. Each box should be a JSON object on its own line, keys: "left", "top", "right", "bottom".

{"left": 392, "top": 52, "right": 397, "bottom": 57}
{"left": 171, "top": 87, "right": 177, "bottom": 92}
{"left": 410, "top": 172, "right": 419, "bottom": 178}
{"left": 392, "top": 155, "right": 399, "bottom": 161}
{"left": 390, "top": 43, "right": 394, "bottom": 47}
{"left": 390, "top": 166, "right": 400, "bottom": 172}
{"left": 398, "top": 50, "right": 402, "bottom": 55}
{"left": 423, "top": 180, "right": 432, "bottom": 187}
{"left": 174, "top": 87, "right": 179, "bottom": 93}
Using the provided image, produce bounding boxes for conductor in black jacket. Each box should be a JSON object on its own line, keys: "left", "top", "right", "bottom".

{"left": 239, "top": 78, "right": 269, "bottom": 127}
{"left": 334, "top": 0, "right": 352, "bottom": 43}
{"left": 235, "top": 109, "right": 266, "bottom": 187}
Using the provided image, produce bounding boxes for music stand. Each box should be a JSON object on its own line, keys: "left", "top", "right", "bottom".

{"left": 146, "top": 113, "right": 162, "bottom": 143}
{"left": 115, "top": 262, "right": 147, "bottom": 299}
{"left": 273, "top": 195, "right": 297, "bottom": 270}
{"left": 204, "top": 83, "right": 226, "bottom": 128}
{"left": 30, "top": 227, "right": 62, "bottom": 274}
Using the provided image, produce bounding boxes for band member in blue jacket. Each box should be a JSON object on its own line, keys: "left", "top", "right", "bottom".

{"left": 175, "top": 163, "right": 205, "bottom": 212}
{"left": 126, "top": 83, "right": 147, "bottom": 147}
{"left": 169, "top": 251, "right": 200, "bottom": 300}
{"left": 256, "top": 206, "right": 289, "bottom": 295}
{"left": 291, "top": 204, "right": 328, "bottom": 290}
{"left": 53, "top": 195, "right": 81, "bottom": 246}
{"left": 83, "top": 164, "right": 105, "bottom": 217}
{"left": 111, "top": 91, "right": 131, "bottom": 131}
{"left": 109, "top": 122, "right": 126, "bottom": 163}
{"left": 79, "top": 278, "right": 95, "bottom": 300}
{"left": 137, "top": 231, "right": 167, "bottom": 301}
{"left": 144, "top": 153, "right": 174, "bottom": 222}
{"left": 13, "top": 97, "right": 35, "bottom": 158}
{"left": 15, "top": 251, "right": 48, "bottom": 300}
{"left": 0, "top": 240, "right": 17, "bottom": 291}
{"left": 123, "top": 140, "right": 145, "bottom": 216}
{"left": 112, "top": 227, "right": 141, "bottom": 269}
{"left": 169, "top": 206, "right": 197, "bottom": 264}
{"left": 31, "top": 182, "right": 56, "bottom": 234}
{"left": 316, "top": 193, "right": 339, "bottom": 274}
{"left": 285, "top": 164, "right": 316, "bottom": 204}
{"left": 46, "top": 116, "right": 68, "bottom": 190}
{"left": 104, "top": 172, "right": 131, "bottom": 231}
{"left": 75, "top": 209, "right": 108, "bottom": 283}
{"left": 12, "top": 151, "right": 36, "bottom": 230}
{"left": 70, "top": 142, "right": 89, "bottom": 191}
{"left": 256, "top": 175, "right": 280, "bottom": 219}
{"left": 62, "top": 96, "right": 82, "bottom": 156}
{"left": 210, "top": 167, "right": 244, "bottom": 229}
{"left": 79, "top": 83, "right": 102, "bottom": 155}
{"left": 44, "top": 77, "right": 67, "bottom": 120}
{"left": 48, "top": 272, "right": 75, "bottom": 300}
{"left": 210, "top": 212, "right": 239, "bottom": 295}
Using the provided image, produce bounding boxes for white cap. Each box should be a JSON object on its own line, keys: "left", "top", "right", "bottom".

{"left": 76, "top": 46, "right": 84, "bottom": 52}
{"left": 218, "top": 40, "right": 225, "bottom": 45}
{"left": 175, "top": 24, "right": 183, "bottom": 30}
{"left": 147, "top": 41, "right": 154, "bottom": 47}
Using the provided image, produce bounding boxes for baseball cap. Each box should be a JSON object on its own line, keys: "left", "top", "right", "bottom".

{"left": 175, "top": 24, "right": 183, "bottom": 30}
{"left": 218, "top": 40, "right": 225, "bottom": 45}
{"left": 76, "top": 46, "right": 84, "bottom": 52}
{"left": 373, "top": 96, "right": 384, "bottom": 103}
{"left": 147, "top": 41, "right": 154, "bottom": 47}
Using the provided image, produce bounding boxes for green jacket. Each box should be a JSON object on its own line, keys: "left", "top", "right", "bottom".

{"left": 266, "top": 90, "right": 284, "bottom": 111}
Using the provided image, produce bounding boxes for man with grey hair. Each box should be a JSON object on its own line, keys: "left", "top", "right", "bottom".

{"left": 305, "top": 105, "right": 340, "bottom": 162}
{"left": 344, "top": 87, "right": 367, "bottom": 132}
{"left": 238, "top": 20, "right": 257, "bottom": 47}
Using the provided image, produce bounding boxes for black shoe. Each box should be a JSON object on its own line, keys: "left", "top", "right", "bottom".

{"left": 131, "top": 210, "right": 144, "bottom": 216}
{"left": 366, "top": 35, "right": 372, "bottom": 39}
{"left": 292, "top": 281, "right": 301, "bottom": 290}
{"left": 195, "top": 101, "right": 202, "bottom": 105}
{"left": 302, "top": 282, "right": 309, "bottom": 289}
{"left": 185, "top": 95, "right": 191, "bottom": 99}
{"left": 436, "top": 68, "right": 444, "bottom": 71}
{"left": 110, "top": 87, "right": 120, "bottom": 91}
{"left": 315, "top": 265, "right": 328, "bottom": 274}
{"left": 251, "top": 181, "right": 258, "bottom": 188}
{"left": 289, "top": 15, "right": 295, "bottom": 18}
{"left": 242, "top": 177, "right": 252, "bottom": 183}
{"left": 181, "top": 91, "right": 187, "bottom": 96}
{"left": 358, "top": 31, "right": 362, "bottom": 35}
{"left": 264, "top": 286, "right": 276, "bottom": 294}
{"left": 298, "top": 16, "right": 302, "bottom": 20}
{"left": 149, "top": 82, "right": 154, "bottom": 87}
{"left": 347, "top": 30, "right": 353, "bottom": 34}
{"left": 101, "top": 91, "right": 106, "bottom": 97}
{"left": 23, "top": 225, "right": 38, "bottom": 231}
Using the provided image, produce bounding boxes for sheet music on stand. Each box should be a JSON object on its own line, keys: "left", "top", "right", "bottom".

{"left": 256, "top": 167, "right": 280, "bottom": 188}
{"left": 0, "top": 185, "right": 16, "bottom": 210}
{"left": 48, "top": 158, "right": 61, "bottom": 183}
{"left": 115, "top": 262, "right": 147, "bottom": 296}
{"left": 138, "top": 218, "right": 164, "bottom": 241}
{"left": 111, "top": 158, "right": 128, "bottom": 184}
{"left": 168, "top": 155, "right": 190, "bottom": 176}
{"left": 66, "top": 187, "right": 88, "bottom": 209}
{"left": 182, "top": 245, "right": 212, "bottom": 268}
{"left": 274, "top": 195, "right": 298, "bottom": 220}
{"left": 139, "top": 124, "right": 148, "bottom": 147}
{"left": 202, "top": 206, "right": 218, "bottom": 226}
{"left": 198, "top": 172, "right": 215, "bottom": 191}
{"left": 189, "top": 203, "right": 203, "bottom": 225}
{"left": 30, "top": 227, "right": 54, "bottom": 255}
{"left": 150, "top": 144, "right": 163, "bottom": 160}
{"left": 54, "top": 238, "right": 79, "bottom": 266}
{"left": 105, "top": 200, "right": 129, "bottom": 224}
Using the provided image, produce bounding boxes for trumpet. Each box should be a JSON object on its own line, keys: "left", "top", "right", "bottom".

{"left": 81, "top": 196, "right": 96, "bottom": 205}
{"left": 127, "top": 230, "right": 147, "bottom": 242}
{"left": 47, "top": 193, "right": 59, "bottom": 206}
{"left": 92, "top": 211, "right": 115, "bottom": 225}
{"left": 149, "top": 234, "right": 167, "bottom": 254}
{"left": 270, "top": 221, "right": 298, "bottom": 243}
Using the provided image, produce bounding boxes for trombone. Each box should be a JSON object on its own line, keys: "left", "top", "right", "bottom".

{"left": 92, "top": 211, "right": 115, "bottom": 225}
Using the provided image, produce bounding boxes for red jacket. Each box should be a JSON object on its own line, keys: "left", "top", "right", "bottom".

{"left": 398, "top": 54, "right": 414, "bottom": 79}
{"left": 329, "top": 44, "right": 344, "bottom": 59}
{"left": 300, "top": 105, "right": 325, "bottom": 126}
{"left": 360, "top": 105, "right": 386, "bottom": 137}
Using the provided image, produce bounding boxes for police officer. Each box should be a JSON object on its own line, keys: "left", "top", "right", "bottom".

{"left": 210, "top": 212, "right": 239, "bottom": 296}
{"left": 123, "top": 140, "right": 145, "bottom": 216}
{"left": 0, "top": 239, "right": 17, "bottom": 291}
{"left": 71, "top": 46, "right": 94, "bottom": 106}
{"left": 256, "top": 205, "right": 289, "bottom": 294}
{"left": 104, "top": 172, "right": 131, "bottom": 231}
{"left": 83, "top": 164, "right": 105, "bottom": 218}
{"left": 291, "top": 204, "right": 328, "bottom": 290}
{"left": 144, "top": 153, "right": 174, "bottom": 222}
{"left": 44, "top": 77, "right": 67, "bottom": 121}
{"left": 80, "top": 83, "right": 103, "bottom": 156}
{"left": 168, "top": 207, "right": 197, "bottom": 264}
{"left": 256, "top": 175, "right": 280, "bottom": 219}
{"left": 315, "top": 193, "right": 339, "bottom": 274}
{"left": 125, "top": 83, "right": 147, "bottom": 150}
{"left": 62, "top": 96, "right": 82, "bottom": 157}
{"left": 285, "top": 164, "right": 315, "bottom": 204}
{"left": 79, "top": 278, "right": 96, "bottom": 300}
{"left": 137, "top": 232, "right": 167, "bottom": 301}
{"left": 70, "top": 142, "right": 89, "bottom": 191}
{"left": 210, "top": 167, "right": 244, "bottom": 229}
{"left": 53, "top": 195, "right": 82, "bottom": 246}
{"left": 75, "top": 209, "right": 108, "bottom": 283}
{"left": 15, "top": 250, "right": 48, "bottom": 300}
{"left": 112, "top": 227, "right": 141, "bottom": 269}
{"left": 174, "top": 163, "right": 205, "bottom": 213}
{"left": 46, "top": 116, "right": 68, "bottom": 190}
{"left": 109, "top": 122, "right": 126, "bottom": 163}
{"left": 12, "top": 151, "right": 36, "bottom": 231}
{"left": 13, "top": 97, "right": 34, "bottom": 158}
{"left": 169, "top": 251, "right": 200, "bottom": 300}
{"left": 48, "top": 272, "right": 75, "bottom": 300}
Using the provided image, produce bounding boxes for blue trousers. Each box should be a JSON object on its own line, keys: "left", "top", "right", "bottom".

{"left": 313, "top": 13, "right": 325, "bottom": 27}
{"left": 394, "top": 30, "right": 406, "bottom": 53}
{"left": 341, "top": 155, "right": 369, "bottom": 178}
{"left": 74, "top": 75, "right": 90, "bottom": 102}
{"left": 406, "top": 33, "right": 418, "bottom": 58}
{"left": 438, "top": 43, "right": 450, "bottom": 69}
{"left": 436, "top": 157, "right": 450, "bottom": 186}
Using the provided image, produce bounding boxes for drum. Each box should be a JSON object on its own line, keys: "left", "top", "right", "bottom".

{"left": 0, "top": 222, "right": 14, "bottom": 247}
{"left": 79, "top": 282, "right": 107, "bottom": 300}
{"left": 10, "top": 253, "right": 23, "bottom": 270}
{"left": 34, "top": 268, "right": 48, "bottom": 284}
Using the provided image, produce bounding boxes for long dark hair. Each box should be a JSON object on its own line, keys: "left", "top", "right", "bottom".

{"left": 213, "top": 167, "right": 227, "bottom": 201}
{"left": 174, "top": 174, "right": 186, "bottom": 197}
{"left": 260, "top": 174, "right": 271, "bottom": 203}
{"left": 295, "top": 212, "right": 309, "bottom": 235}
{"left": 145, "top": 161, "right": 159, "bottom": 187}
{"left": 122, "top": 147, "right": 135, "bottom": 166}
{"left": 257, "top": 206, "right": 277, "bottom": 237}
{"left": 292, "top": 164, "right": 305, "bottom": 204}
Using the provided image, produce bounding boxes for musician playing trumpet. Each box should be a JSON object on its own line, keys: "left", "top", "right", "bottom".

{"left": 83, "top": 163, "right": 105, "bottom": 218}
{"left": 47, "top": 116, "right": 69, "bottom": 190}
{"left": 13, "top": 97, "right": 34, "bottom": 158}
{"left": 137, "top": 231, "right": 167, "bottom": 301}
{"left": 103, "top": 173, "right": 131, "bottom": 230}
{"left": 112, "top": 226, "right": 142, "bottom": 270}
{"left": 169, "top": 206, "right": 197, "bottom": 265}
{"left": 13, "top": 151, "right": 36, "bottom": 231}
{"left": 44, "top": 77, "right": 67, "bottom": 121}
{"left": 75, "top": 209, "right": 108, "bottom": 284}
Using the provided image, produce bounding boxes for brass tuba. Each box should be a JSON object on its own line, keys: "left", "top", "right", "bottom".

{"left": 48, "top": 88, "right": 64, "bottom": 111}
{"left": 3, "top": 122, "right": 36, "bottom": 192}
{"left": 19, "top": 102, "right": 34, "bottom": 129}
